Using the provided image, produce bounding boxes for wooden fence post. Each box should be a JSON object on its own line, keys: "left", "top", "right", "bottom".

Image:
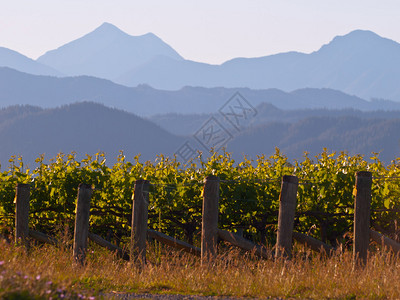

{"left": 131, "top": 179, "right": 150, "bottom": 264}
{"left": 201, "top": 175, "right": 220, "bottom": 261}
{"left": 73, "top": 183, "right": 93, "bottom": 265}
{"left": 15, "top": 183, "right": 30, "bottom": 247}
{"left": 276, "top": 175, "right": 299, "bottom": 259}
{"left": 353, "top": 171, "right": 372, "bottom": 265}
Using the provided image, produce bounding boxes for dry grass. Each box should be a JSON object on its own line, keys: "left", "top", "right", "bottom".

{"left": 1, "top": 239, "right": 399, "bottom": 299}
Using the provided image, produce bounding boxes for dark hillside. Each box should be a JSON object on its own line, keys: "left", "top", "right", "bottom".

{"left": 229, "top": 117, "right": 400, "bottom": 163}
{"left": 0, "top": 105, "right": 42, "bottom": 127}
{"left": 0, "top": 102, "right": 184, "bottom": 166}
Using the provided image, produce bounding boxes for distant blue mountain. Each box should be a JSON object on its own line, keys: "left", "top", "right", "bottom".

{"left": 37, "top": 22, "right": 183, "bottom": 80}
{"left": 2, "top": 24, "right": 398, "bottom": 102}
{"left": 116, "top": 30, "right": 400, "bottom": 101}
{"left": 0, "top": 47, "right": 62, "bottom": 76}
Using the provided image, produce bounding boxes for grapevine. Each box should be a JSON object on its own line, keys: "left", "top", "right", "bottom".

{"left": 1, "top": 149, "right": 400, "bottom": 247}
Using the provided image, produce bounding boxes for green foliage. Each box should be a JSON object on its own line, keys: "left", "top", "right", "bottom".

{"left": 1, "top": 148, "right": 400, "bottom": 247}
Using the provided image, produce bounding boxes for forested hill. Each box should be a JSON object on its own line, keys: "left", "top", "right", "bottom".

{"left": 1, "top": 103, "right": 400, "bottom": 166}
{"left": 149, "top": 103, "right": 400, "bottom": 136}
{"left": 229, "top": 116, "right": 400, "bottom": 163}
{"left": 0, "top": 102, "right": 184, "bottom": 166}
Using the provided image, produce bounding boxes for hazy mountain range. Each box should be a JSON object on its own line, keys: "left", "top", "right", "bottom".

{"left": 0, "top": 23, "right": 399, "bottom": 102}
{"left": 115, "top": 29, "right": 400, "bottom": 102}
{"left": 2, "top": 67, "right": 400, "bottom": 116}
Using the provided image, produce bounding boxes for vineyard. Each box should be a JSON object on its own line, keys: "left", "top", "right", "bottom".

{"left": 1, "top": 148, "right": 400, "bottom": 249}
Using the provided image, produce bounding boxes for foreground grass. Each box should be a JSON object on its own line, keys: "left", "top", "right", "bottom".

{"left": 0, "top": 239, "right": 399, "bottom": 299}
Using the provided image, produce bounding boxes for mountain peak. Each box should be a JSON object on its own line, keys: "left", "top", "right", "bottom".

{"left": 333, "top": 29, "right": 383, "bottom": 44}
{"left": 91, "top": 23, "right": 157, "bottom": 40}
{"left": 98, "top": 22, "right": 118, "bottom": 29}
{"left": 316, "top": 29, "right": 400, "bottom": 55}
{"left": 343, "top": 29, "right": 379, "bottom": 37}
{"left": 37, "top": 22, "right": 183, "bottom": 80}
{"left": 90, "top": 22, "right": 128, "bottom": 38}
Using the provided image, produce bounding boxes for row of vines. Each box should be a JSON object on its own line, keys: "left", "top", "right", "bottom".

{"left": 1, "top": 149, "right": 400, "bottom": 248}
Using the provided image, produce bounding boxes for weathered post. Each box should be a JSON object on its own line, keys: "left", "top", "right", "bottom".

{"left": 15, "top": 183, "right": 30, "bottom": 247}
{"left": 73, "top": 183, "right": 93, "bottom": 265}
{"left": 201, "top": 175, "right": 220, "bottom": 261}
{"left": 130, "top": 179, "right": 150, "bottom": 264}
{"left": 276, "top": 175, "right": 299, "bottom": 259}
{"left": 353, "top": 171, "right": 372, "bottom": 265}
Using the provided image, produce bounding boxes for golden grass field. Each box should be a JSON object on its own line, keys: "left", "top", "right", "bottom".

{"left": 0, "top": 237, "right": 399, "bottom": 299}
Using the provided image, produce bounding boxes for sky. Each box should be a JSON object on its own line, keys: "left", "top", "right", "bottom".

{"left": 0, "top": 0, "right": 399, "bottom": 64}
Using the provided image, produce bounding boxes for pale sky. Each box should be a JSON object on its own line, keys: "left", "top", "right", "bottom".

{"left": 0, "top": 0, "right": 399, "bottom": 64}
